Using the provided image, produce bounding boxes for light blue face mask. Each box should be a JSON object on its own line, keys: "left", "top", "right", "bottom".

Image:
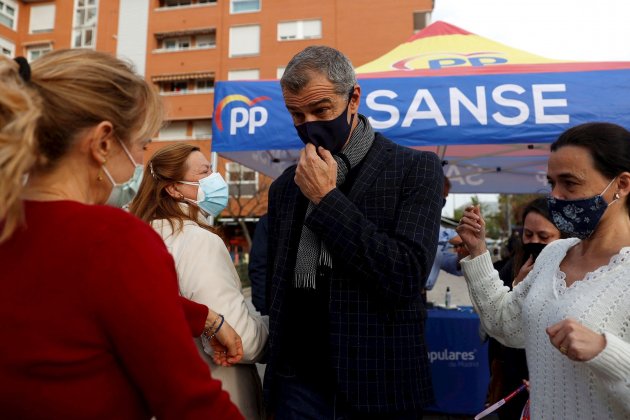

{"left": 102, "top": 140, "right": 144, "bottom": 208}
{"left": 179, "top": 172, "right": 229, "bottom": 217}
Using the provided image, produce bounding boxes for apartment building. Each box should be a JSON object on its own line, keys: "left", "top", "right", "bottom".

{"left": 1, "top": 0, "right": 433, "bottom": 251}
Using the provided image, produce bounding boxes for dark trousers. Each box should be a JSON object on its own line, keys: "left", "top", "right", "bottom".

{"left": 273, "top": 371, "right": 423, "bottom": 420}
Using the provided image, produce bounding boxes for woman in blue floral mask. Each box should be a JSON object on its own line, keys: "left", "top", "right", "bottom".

{"left": 130, "top": 143, "right": 269, "bottom": 420}
{"left": 457, "top": 122, "right": 630, "bottom": 419}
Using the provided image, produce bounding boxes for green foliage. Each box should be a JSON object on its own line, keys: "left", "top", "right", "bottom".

{"left": 453, "top": 195, "right": 501, "bottom": 238}
{"left": 452, "top": 193, "right": 546, "bottom": 239}
{"left": 235, "top": 262, "right": 250, "bottom": 288}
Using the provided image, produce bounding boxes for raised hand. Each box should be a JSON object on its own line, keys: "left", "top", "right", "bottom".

{"left": 455, "top": 205, "right": 487, "bottom": 258}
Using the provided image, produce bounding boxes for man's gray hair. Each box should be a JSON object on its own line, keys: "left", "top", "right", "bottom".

{"left": 280, "top": 46, "right": 356, "bottom": 95}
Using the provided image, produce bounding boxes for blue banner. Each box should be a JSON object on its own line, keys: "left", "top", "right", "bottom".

{"left": 212, "top": 69, "right": 630, "bottom": 152}
{"left": 425, "top": 307, "right": 490, "bottom": 415}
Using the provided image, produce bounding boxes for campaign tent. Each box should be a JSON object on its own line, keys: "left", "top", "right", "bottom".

{"left": 212, "top": 21, "right": 630, "bottom": 193}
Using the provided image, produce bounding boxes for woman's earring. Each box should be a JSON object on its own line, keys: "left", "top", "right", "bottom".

{"left": 614, "top": 192, "right": 621, "bottom": 200}
{"left": 97, "top": 159, "right": 107, "bottom": 181}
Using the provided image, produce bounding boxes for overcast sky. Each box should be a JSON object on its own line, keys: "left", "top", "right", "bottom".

{"left": 433, "top": 0, "right": 630, "bottom": 216}
{"left": 432, "top": 0, "right": 630, "bottom": 61}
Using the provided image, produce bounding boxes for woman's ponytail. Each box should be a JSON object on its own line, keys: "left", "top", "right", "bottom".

{"left": 0, "top": 56, "right": 41, "bottom": 243}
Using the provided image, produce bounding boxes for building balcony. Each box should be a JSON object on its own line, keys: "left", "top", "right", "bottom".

{"left": 147, "top": 46, "right": 219, "bottom": 75}
{"left": 152, "top": 1, "right": 220, "bottom": 34}
{"left": 160, "top": 91, "right": 215, "bottom": 120}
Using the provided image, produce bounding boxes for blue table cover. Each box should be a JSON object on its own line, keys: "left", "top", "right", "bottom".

{"left": 425, "top": 306, "right": 490, "bottom": 414}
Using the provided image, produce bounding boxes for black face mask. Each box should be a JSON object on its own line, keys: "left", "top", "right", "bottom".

{"left": 294, "top": 90, "right": 355, "bottom": 154}
{"left": 523, "top": 242, "right": 547, "bottom": 262}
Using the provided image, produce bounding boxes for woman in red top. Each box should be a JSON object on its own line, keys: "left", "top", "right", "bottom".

{"left": 0, "top": 50, "right": 243, "bottom": 419}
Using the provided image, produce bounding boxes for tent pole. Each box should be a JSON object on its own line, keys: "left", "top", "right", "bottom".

{"left": 506, "top": 193, "right": 512, "bottom": 238}
{"left": 437, "top": 145, "right": 448, "bottom": 162}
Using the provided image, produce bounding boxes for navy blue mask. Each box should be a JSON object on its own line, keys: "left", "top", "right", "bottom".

{"left": 295, "top": 90, "right": 355, "bottom": 154}
{"left": 547, "top": 178, "right": 618, "bottom": 239}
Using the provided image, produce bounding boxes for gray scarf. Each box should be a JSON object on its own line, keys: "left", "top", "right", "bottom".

{"left": 293, "top": 114, "right": 375, "bottom": 289}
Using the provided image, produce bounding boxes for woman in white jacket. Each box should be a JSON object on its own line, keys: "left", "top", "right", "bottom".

{"left": 131, "top": 143, "right": 268, "bottom": 419}
{"left": 457, "top": 123, "right": 630, "bottom": 419}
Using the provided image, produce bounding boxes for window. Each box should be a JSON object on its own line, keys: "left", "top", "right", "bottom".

{"left": 193, "top": 119, "right": 212, "bottom": 139}
{"left": 0, "top": 36, "right": 14, "bottom": 57}
{"left": 162, "top": 0, "right": 191, "bottom": 6}
{"left": 159, "top": 0, "right": 215, "bottom": 7}
{"left": 196, "top": 79, "right": 214, "bottom": 92}
{"left": 0, "top": 0, "right": 17, "bottom": 30}
{"left": 226, "top": 163, "right": 258, "bottom": 197}
{"left": 156, "top": 74, "right": 214, "bottom": 95}
{"left": 229, "top": 25, "right": 260, "bottom": 57}
{"left": 158, "top": 121, "right": 188, "bottom": 139}
{"left": 163, "top": 37, "right": 191, "bottom": 50}
{"left": 159, "top": 81, "right": 188, "bottom": 93}
{"left": 230, "top": 0, "right": 260, "bottom": 14}
{"left": 277, "top": 19, "right": 321, "bottom": 41}
{"left": 413, "top": 11, "right": 430, "bottom": 33}
{"left": 27, "top": 44, "right": 52, "bottom": 61}
{"left": 196, "top": 34, "right": 215, "bottom": 48}
{"left": 227, "top": 69, "right": 259, "bottom": 81}
{"left": 73, "top": 0, "right": 98, "bottom": 49}
{"left": 155, "top": 32, "right": 215, "bottom": 51}
{"left": 276, "top": 66, "right": 285, "bottom": 79}
{"left": 30, "top": 4, "right": 56, "bottom": 34}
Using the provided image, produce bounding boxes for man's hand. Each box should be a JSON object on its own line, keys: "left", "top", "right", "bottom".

{"left": 295, "top": 144, "right": 337, "bottom": 204}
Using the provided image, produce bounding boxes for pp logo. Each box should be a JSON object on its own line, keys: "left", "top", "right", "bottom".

{"left": 393, "top": 52, "right": 508, "bottom": 70}
{"left": 215, "top": 94, "right": 271, "bottom": 135}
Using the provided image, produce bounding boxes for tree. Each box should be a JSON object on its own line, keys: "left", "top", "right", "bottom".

{"left": 497, "top": 193, "right": 543, "bottom": 232}
{"left": 221, "top": 162, "right": 271, "bottom": 248}
{"left": 453, "top": 195, "right": 501, "bottom": 239}
{"left": 453, "top": 193, "right": 549, "bottom": 241}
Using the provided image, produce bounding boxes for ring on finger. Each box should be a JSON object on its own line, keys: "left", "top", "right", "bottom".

{"left": 559, "top": 346, "right": 568, "bottom": 355}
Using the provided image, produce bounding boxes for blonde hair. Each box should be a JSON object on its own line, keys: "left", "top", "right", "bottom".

{"left": 129, "top": 143, "right": 218, "bottom": 235}
{"left": 0, "top": 49, "right": 163, "bottom": 243}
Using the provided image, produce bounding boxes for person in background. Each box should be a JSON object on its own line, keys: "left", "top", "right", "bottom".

{"left": 485, "top": 197, "right": 562, "bottom": 420}
{"left": 423, "top": 177, "right": 463, "bottom": 301}
{"left": 449, "top": 235, "right": 470, "bottom": 263}
{"left": 0, "top": 51, "right": 242, "bottom": 419}
{"left": 265, "top": 46, "right": 443, "bottom": 419}
{"left": 458, "top": 122, "right": 630, "bottom": 418}
{"left": 130, "top": 143, "right": 269, "bottom": 419}
{"left": 248, "top": 213, "right": 269, "bottom": 315}
{"left": 493, "top": 231, "right": 521, "bottom": 273}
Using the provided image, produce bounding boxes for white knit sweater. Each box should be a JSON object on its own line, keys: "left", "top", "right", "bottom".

{"left": 461, "top": 238, "right": 630, "bottom": 419}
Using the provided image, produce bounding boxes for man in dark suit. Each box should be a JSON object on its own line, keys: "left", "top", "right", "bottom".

{"left": 264, "top": 45, "right": 444, "bottom": 419}
{"left": 248, "top": 213, "right": 268, "bottom": 315}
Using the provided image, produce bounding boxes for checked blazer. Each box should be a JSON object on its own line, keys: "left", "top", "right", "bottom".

{"left": 264, "top": 133, "right": 444, "bottom": 416}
